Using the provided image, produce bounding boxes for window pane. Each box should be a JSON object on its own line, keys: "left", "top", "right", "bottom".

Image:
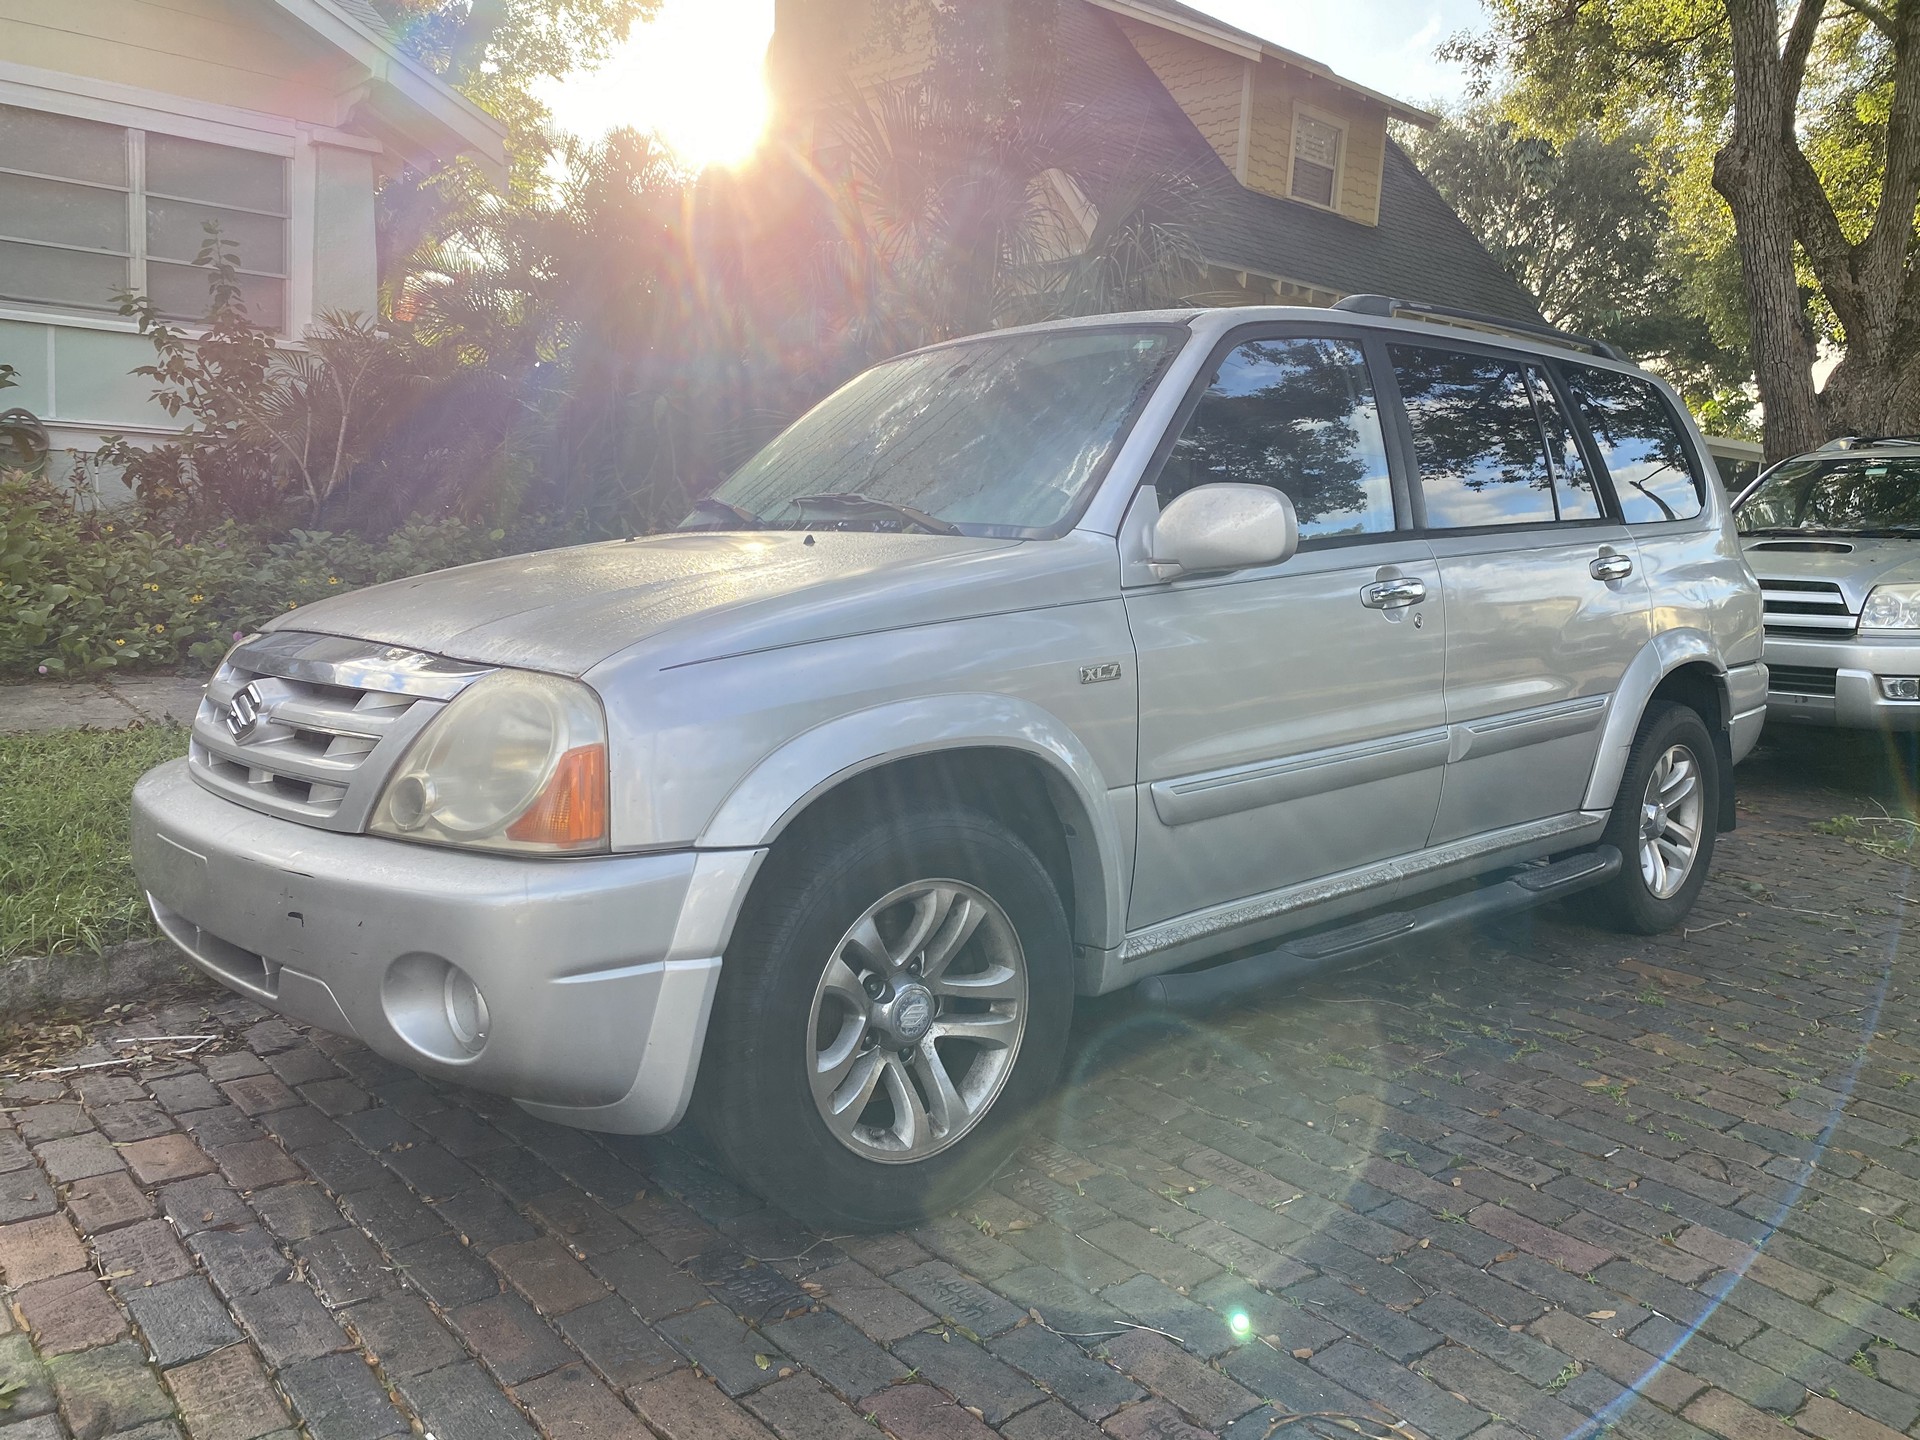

{"left": 1564, "top": 367, "right": 1703, "bottom": 523}
{"left": 1390, "top": 344, "right": 1557, "bottom": 528}
{"left": 0, "top": 239, "right": 126, "bottom": 310}
{"left": 1291, "top": 114, "right": 1340, "bottom": 206}
{"left": 0, "top": 174, "right": 128, "bottom": 252}
{"left": 1527, "top": 370, "right": 1602, "bottom": 520}
{"left": 145, "top": 132, "right": 286, "bottom": 214}
{"left": 149, "top": 261, "right": 284, "bottom": 329}
{"left": 1160, "top": 337, "right": 1395, "bottom": 540}
{"left": 0, "top": 105, "right": 126, "bottom": 186}
{"left": 146, "top": 199, "right": 285, "bottom": 274}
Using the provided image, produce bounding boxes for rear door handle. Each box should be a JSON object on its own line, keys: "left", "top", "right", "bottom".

{"left": 1591, "top": 551, "right": 1633, "bottom": 582}
{"left": 1361, "top": 577, "right": 1427, "bottom": 609}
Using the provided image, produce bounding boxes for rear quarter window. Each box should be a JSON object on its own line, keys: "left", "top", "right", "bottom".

{"left": 1564, "top": 367, "right": 1704, "bottom": 523}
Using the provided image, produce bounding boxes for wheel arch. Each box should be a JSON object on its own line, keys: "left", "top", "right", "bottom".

{"left": 1582, "top": 630, "right": 1736, "bottom": 831}
{"left": 697, "top": 695, "right": 1128, "bottom": 955}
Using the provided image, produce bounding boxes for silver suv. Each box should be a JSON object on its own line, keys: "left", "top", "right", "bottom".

{"left": 132, "top": 298, "right": 1765, "bottom": 1227}
{"left": 1735, "top": 437, "right": 1920, "bottom": 730}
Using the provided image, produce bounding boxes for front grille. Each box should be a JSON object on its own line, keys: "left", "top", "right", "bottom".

{"left": 1759, "top": 578, "right": 1855, "bottom": 636}
{"left": 188, "top": 632, "right": 491, "bottom": 832}
{"left": 1768, "top": 664, "right": 1839, "bottom": 698}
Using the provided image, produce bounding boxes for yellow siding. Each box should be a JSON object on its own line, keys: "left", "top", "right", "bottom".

{"left": 1113, "top": 18, "right": 1244, "bottom": 175}
{"left": 0, "top": 0, "right": 356, "bottom": 126}
{"left": 1245, "top": 66, "right": 1384, "bottom": 225}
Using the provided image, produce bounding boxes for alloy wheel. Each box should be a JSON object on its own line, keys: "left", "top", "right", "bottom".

{"left": 1638, "top": 742, "right": 1704, "bottom": 900}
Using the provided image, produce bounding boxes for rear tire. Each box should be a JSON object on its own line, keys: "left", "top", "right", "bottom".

{"left": 1578, "top": 700, "right": 1719, "bottom": 934}
{"left": 694, "top": 807, "right": 1073, "bottom": 1230}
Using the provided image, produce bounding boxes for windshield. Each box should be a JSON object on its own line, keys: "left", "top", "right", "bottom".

{"left": 682, "top": 327, "right": 1180, "bottom": 538}
{"left": 1737, "top": 456, "right": 1920, "bottom": 534}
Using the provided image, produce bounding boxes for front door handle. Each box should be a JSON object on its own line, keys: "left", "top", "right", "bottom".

{"left": 1361, "top": 577, "right": 1427, "bottom": 609}
{"left": 1591, "top": 551, "right": 1634, "bottom": 582}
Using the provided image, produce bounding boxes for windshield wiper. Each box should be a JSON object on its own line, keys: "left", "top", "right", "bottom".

{"left": 1740, "top": 525, "right": 1854, "bottom": 537}
{"left": 681, "top": 496, "right": 765, "bottom": 529}
{"left": 788, "top": 492, "right": 961, "bottom": 536}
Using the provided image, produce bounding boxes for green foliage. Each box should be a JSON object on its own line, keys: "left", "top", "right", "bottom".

{"left": 0, "top": 362, "right": 51, "bottom": 472}
{"left": 0, "top": 724, "right": 188, "bottom": 959}
{"left": 0, "top": 475, "right": 547, "bottom": 679}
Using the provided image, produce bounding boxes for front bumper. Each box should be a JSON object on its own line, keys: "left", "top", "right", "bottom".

{"left": 1761, "top": 634, "right": 1920, "bottom": 732}
{"left": 131, "top": 759, "right": 763, "bottom": 1134}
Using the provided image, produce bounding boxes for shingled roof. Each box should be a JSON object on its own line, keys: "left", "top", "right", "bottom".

{"left": 1053, "top": 2, "right": 1542, "bottom": 323}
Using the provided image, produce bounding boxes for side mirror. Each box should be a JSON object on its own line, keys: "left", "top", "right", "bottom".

{"left": 1148, "top": 483, "right": 1299, "bottom": 580}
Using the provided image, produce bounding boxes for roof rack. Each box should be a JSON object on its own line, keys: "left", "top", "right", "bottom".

{"left": 1816, "top": 435, "right": 1920, "bottom": 451}
{"left": 1329, "top": 294, "right": 1629, "bottom": 363}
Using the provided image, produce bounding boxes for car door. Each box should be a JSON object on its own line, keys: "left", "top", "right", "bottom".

{"left": 1385, "top": 341, "right": 1653, "bottom": 845}
{"left": 1124, "top": 330, "right": 1448, "bottom": 929}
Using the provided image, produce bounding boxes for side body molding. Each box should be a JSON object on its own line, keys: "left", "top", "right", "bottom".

{"left": 696, "top": 694, "right": 1130, "bottom": 953}
{"left": 1581, "top": 629, "right": 1727, "bottom": 813}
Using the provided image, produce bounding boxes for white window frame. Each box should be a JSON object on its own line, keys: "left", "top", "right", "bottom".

{"left": 0, "top": 66, "right": 311, "bottom": 337}
{"left": 1286, "top": 102, "right": 1346, "bottom": 214}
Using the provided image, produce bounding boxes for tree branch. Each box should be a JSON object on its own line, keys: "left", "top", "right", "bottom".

{"left": 1781, "top": 0, "right": 1828, "bottom": 110}
{"left": 1832, "top": 0, "right": 1898, "bottom": 40}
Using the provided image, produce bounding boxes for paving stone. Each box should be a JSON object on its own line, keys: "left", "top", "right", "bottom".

{"left": 33, "top": 1133, "right": 124, "bottom": 1184}
{"left": 892, "top": 1261, "right": 1028, "bottom": 1339}
{"left": 243, "top": 1019, "right": 302, "bottom": 1055}
{"left": 277, "top": 1351, "right": 408, "bottom": 1440}
{"left": 0, "top": 1166, "right": 56, "bottom": 1224}
{"left": 0, "top": 1213, "right": 87, "bottom": 1284}
{"left": 763, "top": 1309, "right": 907, "bottom": 1403}
{"left": 989, "top": 1321, "right": 1144, "bottom": 1420}
{"left": 553, "top": 1294, "right": 683, "bottom": 1386}
{"left": 0, "top": 1334, "right": 58, "bottom": 1423}
{"left": 434, "top": 1184, "right": 536, "bottom": 1249}
{"left": 745, "top": 1373, "right": 882, "bottom": 1440}
{"left": 259, "top": 1106, "right": 347, "bottom": 1152}
{"left": 1102, "top": 1399, "right": 1216, "bottom": 1440}
{"left": 396, "top": 1360, "right": 539, "bottom": 1440}
{"left": 1097, "top": 1331, "right": 1258, "bottom": 1430}
{"left": 527, "top": 1188, "right": 635, "bottom": 1255}
{"left": 209, "top": 1139, "right": 302, "bottom": 1191}
{"left": 492, "top": 1235, "right": 612, "bottom": 1315}
{"left": 188, "top": 1225, "right": 292, "bottom": 1298}
{"left": 632, "top": 1368, "right": 779, "bottom": 1440}
{"left": 294, "top": 1230, "right": 399, "bottom": 1307}
{"left": 338, "top": 1178, "right": 446, "bottom": 1249}
{"left": 248, "top": 1181, "right": 346, "bottom": 1242}
{"left": 390, "top": 1233, "right": 498, "bottom": 1308}
{"left": 163, "top": 1343, "right": 291, "bottom": 1440}
{"left": 691, "top": 1247, "right": 815, "bottom": 1324}
{"left": 893, "top": 1329, "right": 1045, "bottom": 1423}
{"left": 0, "top": 1128, "right": 31, "bottom": 1173}
{"left": 1283, "top": 1276, "right": 1441, "bottom": 1363}
{"left": 1412, "top": 1293, "right": 1571, "bottom": 1387}
{"left": 451, "top": 1291, "right": 575, "bottom": 1385}
{"left": 586, "top": 1240, "right": 706, "bottom": 1319}
{"left": 178, "top": 1104, "right": 265, "bottom": 1151}
{"left": 115, "top": 1134, "right": 211, "bottom": 1187}
{"left": 45, "top": 1340, "right": 174, "bottom": 1437}
{"left": 63, "top": 1170, "right": 152, "bottom": 1234}
{"left": 382, "top": 1141, "right": 474, "bottom": 1201}
{"left": 1001, "top": 1399, "right": 1108, "bottom": 1440}
{"left": 95, "top": 1218, "right": 194, "bottom": 1294}
{"left": 204, "top": 1051, "right": 270, "bottom": 1083}
{"left": 339, "top": 1291, "right": 466, "bottom": 1377}
{"left": 231, "top": 1282, "right": 350, "bottom": 1367}
{"left": 1219, "top": 1340, "right": 1369, "bottom": 1418}
{"left": 92, "top": 1101, "right": 175, "bottom": 1145}
{"left": 1308, "top": 1340, "right": 1487, "bottom": 1440}
{"left": 265, "top": 1046, "right": 340, "bottom": 1088}
{"left": 1100, "top": 1275, "right": 1235, "bottom": 1359}
{"left": 148, "top": 1074, "right": 223, "bottom": 1115}
{"left": 808, "top": 1260, "right": 938, "bottom": 1343}
{"left": 0, "top": 1416, "right": 64, "bottom": 1440}
{"left": 656, "top": 1302, "right": 786, "bottom": 1396}
{"left": 125, "top": 1275, "right": 244, "bottom": 1365}
{"left": 17, "top": 1102, "right": 93, "bottom": 1143}
{"left": 14, "top": 1269, "right": 129, "bottom": 1354}
{"left": 513, "top": 1363, "right": 654, "bottom": 1438}
{"left": 158, "top": 1174, "right": 252, "bottom": 1236}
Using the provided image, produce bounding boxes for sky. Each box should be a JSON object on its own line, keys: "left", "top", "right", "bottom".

{"left": 535, "top": 0, "right": 1486, "bottom": 171}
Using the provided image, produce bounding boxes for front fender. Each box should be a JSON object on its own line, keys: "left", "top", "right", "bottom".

{"left": 697, "top": 693, "right": 1130, "bottom": 952}
{"left": 1581, "top": 628, "right": 1729, "bottom": 814}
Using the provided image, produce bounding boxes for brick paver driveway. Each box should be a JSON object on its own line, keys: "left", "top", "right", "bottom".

{"left": 6, "top": 731, "right": 1920, "bottom": 1440}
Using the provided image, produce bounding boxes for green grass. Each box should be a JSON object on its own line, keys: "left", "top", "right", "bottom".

{"left": 0, "top": 725, "right": 187, "bottom": 960}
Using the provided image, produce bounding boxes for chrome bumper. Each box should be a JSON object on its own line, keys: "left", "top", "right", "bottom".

{"left": 1762, "top": 634, "right": 1920, "bottom": 732}
{"left": 131, "top": 759, "right": 763, "bottom": 1134}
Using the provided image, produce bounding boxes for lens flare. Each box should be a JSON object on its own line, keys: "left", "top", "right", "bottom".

{"left": 1229, "top": 1310, "right": 1252, "bottom": 1340}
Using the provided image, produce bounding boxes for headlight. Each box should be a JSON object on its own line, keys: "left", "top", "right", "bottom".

{"left": 370, "top": 670, "right": 609, "bottom": 854}
{"left": 1861, "top": 584, "right": 1920, "bottom": 632}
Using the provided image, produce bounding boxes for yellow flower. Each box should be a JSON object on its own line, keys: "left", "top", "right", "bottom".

{"left": 104, "top": 524, "right": 114, "bottom": 533}
{"left": 287, "top": 601, "right": 298, "bottom": 609}
{"left": 327, "top": 576, "right": 339, "bottom": 585}
{"left": 153, "top": 624, "right": 165, "bottom": 633}
{"left": 115, "top": 638, "right": 125, "bottom": 646}
{"left": 189, "top": 594, "right": 204, "bottom": 603}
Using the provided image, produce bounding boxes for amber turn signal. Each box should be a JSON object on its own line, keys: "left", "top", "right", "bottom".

{"left": 506, "top": 743, "right": 608, "bottom": 848}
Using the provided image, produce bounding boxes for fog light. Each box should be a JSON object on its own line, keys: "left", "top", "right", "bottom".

{"left": 443, "top": 967, "right": 490, "bottom": 1053}
{"left": 1881, "top": 677, "right": 1920, "bottom": 700}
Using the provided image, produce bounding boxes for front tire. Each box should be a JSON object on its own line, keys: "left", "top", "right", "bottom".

{"left": 695, "top": 807, "right": 1073, "bottom": 1230}
{"left": 1579, "top": 701, "right": 1719, "bottom": 934}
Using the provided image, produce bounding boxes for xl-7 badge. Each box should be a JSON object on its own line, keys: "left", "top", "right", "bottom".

{"left": 1079, "top": 661, "right": 1123, "bottom": 685}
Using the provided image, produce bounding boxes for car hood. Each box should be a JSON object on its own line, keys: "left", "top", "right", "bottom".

{"left": 260, "top": 529, "right": 1109, "bottom": 675}
{"left": 1740, "top": 533, "right": 1920, "bottom": 610}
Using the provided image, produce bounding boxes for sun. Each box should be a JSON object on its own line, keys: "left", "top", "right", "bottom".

{"left": 537, "top": 0, "right": 774, "bottom": 173}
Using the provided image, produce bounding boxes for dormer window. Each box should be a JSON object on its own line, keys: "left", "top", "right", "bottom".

{"left": 1288, "top": 107, "right": 1343, "bottom": 209}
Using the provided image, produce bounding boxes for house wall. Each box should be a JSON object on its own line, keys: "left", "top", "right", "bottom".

{"left": 0, "top": 0, "right": 386, "bottom": 482}
{"left": 1110, "top": 19, "right": 1244, "bottom": 175}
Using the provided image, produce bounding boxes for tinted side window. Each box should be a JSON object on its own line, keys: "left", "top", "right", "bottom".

{"left": 1528, "top": 371, "right": 1603, "bottom": 520}
{"left": 1564, "top": 367, "right": 1703, "bottom": 522}
{"left": 1389, "top": 345, "right": 1556, "bottom": 528}
{"left": 1159, "top": 337, "right": 1395, "bottom": 540}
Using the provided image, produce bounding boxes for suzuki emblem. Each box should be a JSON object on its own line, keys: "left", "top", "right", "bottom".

{"left": 223, "top": 682, "right": 264, "bottom": 741}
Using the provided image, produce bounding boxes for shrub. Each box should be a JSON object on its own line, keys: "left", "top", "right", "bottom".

{"left": 0, "top": 475, "right": 551, "bottom": 678}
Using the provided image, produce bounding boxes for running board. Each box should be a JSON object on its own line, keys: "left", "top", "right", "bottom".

{"left": 1133, "top": 846, "right": 1622, "bottom": 1009}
